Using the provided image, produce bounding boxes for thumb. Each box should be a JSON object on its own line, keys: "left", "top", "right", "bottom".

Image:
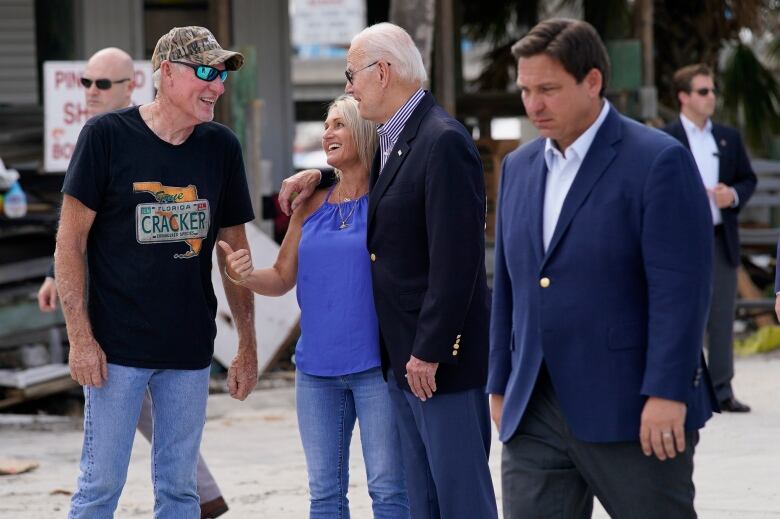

{"left": 217, "top": 240, "right": 234, "bottom": 256}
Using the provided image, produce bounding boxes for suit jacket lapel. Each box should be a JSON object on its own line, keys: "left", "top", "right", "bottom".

{"left": 542, "top": 107, "right": 622, "bottom": 266}
{"left": 369, "top": 150, "right": 381, "bottom": 189}
{"left": 527, "top": 147, "right": 546, "bottom": 265}
{"left": 672, "top": 119, "right": 691, "bottom": 151}
{"left": 367, "top": 93, "right": 435, "bottom": 227}
{"left": 711, "top": 124, "right": 727, "bottom": 182}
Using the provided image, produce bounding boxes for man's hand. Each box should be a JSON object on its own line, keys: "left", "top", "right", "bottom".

{"left": 218, "top": 241, "right": 253, "bottom": 282}
{"left": 709, "top": 183, "right": 735, "bottom": 209}
{"left": 405, "top": 355, "right": 439, "bottom": 401}
{"left": 278, "top": 169, "right": 322, "bottom": 216}
{"left": 640, "top": 396, "right": 687, "bottom": 461}
{"left": 490, "top": 393, "right": 504, "bottom": 428}
{"left": 227, "top": 347, "right": 258, "bottom": 400}
{"left": 37, "top": 277, "right": 58, "bottom": 312}
{"left": 69, "top": 337, "right": 108, "bottom": 387}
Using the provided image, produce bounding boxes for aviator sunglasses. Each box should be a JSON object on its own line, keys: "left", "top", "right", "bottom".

{"left": 693, "top": 87, "right": 717, "bottom": 96}
{"left": 171, "top": 61, "right": 228, "bottom": 82}
{"left": 80, "top": 77, "right": 130, "bottom": 90}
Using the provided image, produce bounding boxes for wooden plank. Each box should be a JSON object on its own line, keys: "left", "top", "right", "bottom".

{"left": 10, "top": 375, "right": 77, "bottom": 399}
{"left": 0, "top": 364, "right": 71, "bottom": 388}
{"left": 0, "top": 299, "right": 64, "bottom": 339}
{"left": 0, "top": 375, "right": 78, "bottom": 410}
{"left": 0, "top": 257, "right": 52, "bottom": 284}
{"left": 739, "top": 227, "right": 780, "bottom": 246}
{"left": 745, "top": 193, "right": 780, "bottom": 208}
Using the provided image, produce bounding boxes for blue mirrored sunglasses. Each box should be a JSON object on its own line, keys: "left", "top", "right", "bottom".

{"left": 171, "top": 61, "right": 228, "bottom": 82}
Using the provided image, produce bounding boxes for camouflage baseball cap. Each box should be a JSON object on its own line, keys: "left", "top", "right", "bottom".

{"left": 152, "top": 26, "right": 244, "bottom": 72}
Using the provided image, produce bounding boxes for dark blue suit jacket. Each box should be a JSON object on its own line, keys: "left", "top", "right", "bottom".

{"left": 488, "top": 106, "right": 718, "bottom": 443}
{"left": 662, "top": 118, "right": 757, "bottom": 267}
{"left": 367, "top": 92, "right": 490, "bottom": 394}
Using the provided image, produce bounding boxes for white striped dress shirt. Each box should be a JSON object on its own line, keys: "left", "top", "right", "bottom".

{"left": 377, "top": 88, "right": 426, "bottom": 172}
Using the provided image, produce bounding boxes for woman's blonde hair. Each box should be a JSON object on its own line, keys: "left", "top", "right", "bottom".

{"left": 327, "top": 95, "right": 378, "bottom": 175}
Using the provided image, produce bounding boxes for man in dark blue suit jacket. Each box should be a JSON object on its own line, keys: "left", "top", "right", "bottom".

{"left": 280, "top": 22, "right": 497, "bottom": 519}
{"left": 488, "top": 19, "right": 718, "bottom": 518}
{"left": 663, "top": 63, "right": 757, "bottom": 413}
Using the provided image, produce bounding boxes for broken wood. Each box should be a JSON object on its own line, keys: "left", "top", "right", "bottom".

{"left": 736, "top": 265, "right": 775, "bottom": 327}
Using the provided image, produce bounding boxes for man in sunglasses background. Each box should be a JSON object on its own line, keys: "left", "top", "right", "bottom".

{"left": 81, "top": 47, "right": 135, "bottom": 116}
{"left": 58, "top": 27, "right": 257, "bottom": 518}
{"left": 38, "top": 47, "right": 137, "bottom": 316}
{"left": 663, "top": 64, "right": 757, "bottom": 414}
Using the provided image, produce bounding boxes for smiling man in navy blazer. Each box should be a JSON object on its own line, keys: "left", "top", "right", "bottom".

{"left": 488, "top": 19, "right": 718, "bottom": 518}
{"left": 344, "top": 23, "right": 496, "bottom": 519}
{"left": 663, "top": 63, "right": 757, "bottom": 413}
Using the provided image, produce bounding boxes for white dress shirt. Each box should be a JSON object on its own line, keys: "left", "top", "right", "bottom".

{"left": 680, "top": 114, "right": 724, "bottom": 225}
{"left": 542, "top": 100, "right": 611, "bottom": 251}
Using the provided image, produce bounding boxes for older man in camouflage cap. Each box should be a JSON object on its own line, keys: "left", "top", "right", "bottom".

{"left": 59, "top": 26, "right": 256, "bottom": 518}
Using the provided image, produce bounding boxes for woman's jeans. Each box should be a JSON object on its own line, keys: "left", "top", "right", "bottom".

{"left": 69, "top": 363, "right": 210, "bottom": 519}
{"left": 296, "top": 367, "right": 410, "bottom": 519}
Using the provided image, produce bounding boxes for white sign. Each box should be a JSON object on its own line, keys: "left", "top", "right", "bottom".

{"left": 290, "top": 0, "right": 365, "bottom": 47}
{"left": 43, "top": 61, "right": 154, "bottom": 172}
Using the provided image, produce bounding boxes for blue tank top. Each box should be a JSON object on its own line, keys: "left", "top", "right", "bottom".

{"left": 294, "top": 187, "right": 381, "bottom": 376}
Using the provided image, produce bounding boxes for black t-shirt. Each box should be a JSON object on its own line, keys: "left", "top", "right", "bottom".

{"left": 62, "top": 107, "right": 254, "bottom": 369}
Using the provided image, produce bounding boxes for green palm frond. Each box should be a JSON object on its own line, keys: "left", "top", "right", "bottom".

{"left": 721, "top": 42, "right": 780, "bottom": 150}
{"left": 768, "top": 35, "right": 780, "bottom": 64}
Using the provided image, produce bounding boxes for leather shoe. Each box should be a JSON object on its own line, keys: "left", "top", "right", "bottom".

{"left": 200, "top": 496, "right": 229, "bottom": 518}
{"left": 719, "top": 397, "right": 751, "bottom": 413}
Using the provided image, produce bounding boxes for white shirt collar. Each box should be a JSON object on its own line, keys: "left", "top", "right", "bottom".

{"left": 544, "top": 100, "right": 611, "bottom": 168}
{"left": 680, "top": 113, "right": 712, "bottom": 134}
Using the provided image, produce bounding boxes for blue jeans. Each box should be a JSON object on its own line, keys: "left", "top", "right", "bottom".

{"left": 296, "top": 367, "right": 410, "bottom": 519}
{"left": 69, "top": 363, "right": 210, "bottom": 519}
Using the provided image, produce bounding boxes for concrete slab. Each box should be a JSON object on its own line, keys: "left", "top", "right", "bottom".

{"left": 1, "top": 352, "right": 778, "bottom": 518}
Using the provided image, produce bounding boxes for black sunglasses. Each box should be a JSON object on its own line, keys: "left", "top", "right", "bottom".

{"left": 693, "top": 87, "right": 717, "bottom": 96}
{"left": 345, "top": 61, "right": 388, "bottom": 85}
{"left": 80, "top": 77, "right": 130, "bottom": 90}
{"left": 171, "top": 61, "right": 228, "bottom": 82}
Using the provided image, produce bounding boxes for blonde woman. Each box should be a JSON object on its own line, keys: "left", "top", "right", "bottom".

{"left": 219, "top": 95, "right": 409, "bottom": 519}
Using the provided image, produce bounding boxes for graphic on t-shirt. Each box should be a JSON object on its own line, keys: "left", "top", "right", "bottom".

{"left": 133, "top": 182, "right": 211, "bottom": 259}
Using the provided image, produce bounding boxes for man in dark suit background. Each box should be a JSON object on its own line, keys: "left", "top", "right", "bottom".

{"left": 488, "top": 19, "right": 718, "bottom": 518}
{"left": 663, "top": 64, "right": 757, "bottom": 413}
{"left": 280, "top": 22, "right": 497, "bottom": 519}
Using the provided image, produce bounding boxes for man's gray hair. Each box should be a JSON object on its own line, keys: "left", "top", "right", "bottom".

{"left": 351, "top": 23, "right": 427, "bottom": 86}
{"left": 152, "top": 68, "right": 161, "bottom": 90}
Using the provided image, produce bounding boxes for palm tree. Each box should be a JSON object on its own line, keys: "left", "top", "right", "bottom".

{"left": 458, "top": 0, "right": 780, "bottom": 152}
{"left": 720, "top": 42, "right": 780, "bottom": 151}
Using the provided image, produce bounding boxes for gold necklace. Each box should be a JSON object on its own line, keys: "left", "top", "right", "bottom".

{"left": 336, "top": 182, "right": 361, "bottom": 230}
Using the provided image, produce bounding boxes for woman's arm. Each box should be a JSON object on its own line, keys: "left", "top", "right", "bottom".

{"left": 219, "top": 193, "right": 319, "bottom": 296}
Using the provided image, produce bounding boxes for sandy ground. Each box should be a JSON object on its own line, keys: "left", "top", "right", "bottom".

{"left": 1, "top": 352, "right": 779, "bottom": 518}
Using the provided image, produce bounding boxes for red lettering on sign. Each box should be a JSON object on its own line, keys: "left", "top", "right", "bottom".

{"left": 55, "top": 71, "right": 82, "bottom": 89}
{"left": 134, "top": 70, "right": 145, "bottom": 88}
{"left": 53, "top": 143, "right": 75, "bottom": 160}
{"left": 63, "top": 102, "right": 90, "bottom": 125}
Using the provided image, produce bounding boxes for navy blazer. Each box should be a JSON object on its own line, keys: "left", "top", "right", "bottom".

{"left": 488, "top": 106, "right": 718, "bottom": 443}
{"left": 367, "top": 92, "right": 490, "bottom": 394}
{"left": 662, "top": 118, "right": 757, "bottom": 267}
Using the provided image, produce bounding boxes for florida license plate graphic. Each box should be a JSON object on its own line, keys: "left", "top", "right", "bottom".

{"left": 135, "top": 200, "right": 210, "bottom": 243}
